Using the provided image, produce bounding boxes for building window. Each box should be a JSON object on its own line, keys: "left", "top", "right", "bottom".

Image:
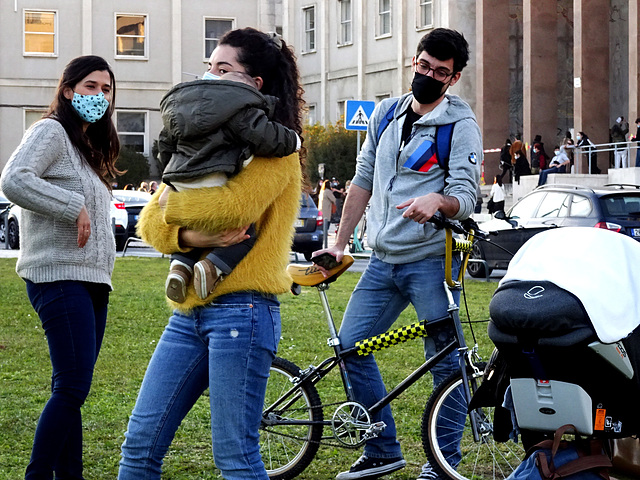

{"left": 378, "top": 0, "right": 391, "bottom": 37}
{"left": 115, "top": 14, "right": 147, "bottom": 58}
{"left": 24, "top": 109, "right": 47, "bottom": 130}
{"left": 204, "top": 18, "right": 233, "bottom": 59}
{"left": 417, "top": 0, "right": 434, "bottom": 29}
{"left": 338, "top": 0, "right": 352, "bottom": 46}
{"left": 306, "top": 104, "right": 317, "bottom": 125}
{"left": 375, "top": 93, "right": 391, "bottom": 103}
{"left": 116, "top": 111, "right": 148, "bottom": 155}
{"left": 303, "top": 6, "right": 316, "bottom": 53}
{"left": 24, "top": 10, "right": 57, "bottom": 56}
{"left": 337, "top": 100, "right": 346, "bottom": 123}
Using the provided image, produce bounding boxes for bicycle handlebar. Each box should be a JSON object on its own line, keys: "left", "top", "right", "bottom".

{"left": 427, "top": 212, "right": 487, "bottom": 239}
{"left": 427, "top": 212, "right": 484, "bottom": 288}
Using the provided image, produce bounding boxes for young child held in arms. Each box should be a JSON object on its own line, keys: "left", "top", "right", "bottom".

{"left": 158, "top": 70, "right": 300, "bottom": 302}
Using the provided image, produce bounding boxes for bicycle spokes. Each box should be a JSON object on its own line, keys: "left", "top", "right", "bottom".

{"left": 331, "top": 401, "right": 379, "bottom": 447}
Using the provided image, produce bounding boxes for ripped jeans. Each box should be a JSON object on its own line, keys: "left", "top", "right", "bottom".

{"left": 118, "top": 292, "right": 281, "bottom": 480}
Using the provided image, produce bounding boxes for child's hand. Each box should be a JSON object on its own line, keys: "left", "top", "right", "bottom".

{"left": 158, "top": 187, "right": 171, "bottom": 208}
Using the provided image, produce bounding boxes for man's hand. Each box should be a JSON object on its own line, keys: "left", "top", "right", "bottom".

{"left": 310, "top": 245, "right": 345, "bottom": 276}
{"left": 396, "top": 193, "right": 442, "bottom": 224}
{"left": 397, "top": 193, "right": 461, "bottom": 223}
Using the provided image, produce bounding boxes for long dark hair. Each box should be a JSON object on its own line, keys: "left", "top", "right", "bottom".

{"left": 219, "top": 28, "right": 305, "bottom": 141}
{"left": 46, "top": 55, "right": 121, "bottom": 188}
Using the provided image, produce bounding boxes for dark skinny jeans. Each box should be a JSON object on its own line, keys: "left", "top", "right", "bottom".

{"left": 25, "top": 280, "right": 109, "bottom": 480}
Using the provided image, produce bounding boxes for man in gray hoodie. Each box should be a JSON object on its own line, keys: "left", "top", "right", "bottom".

{"left": 314, "top": 28, "right": 482, "bottom": 480}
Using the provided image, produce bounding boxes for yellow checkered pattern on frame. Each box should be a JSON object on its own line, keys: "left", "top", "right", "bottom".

{"left": 452, "top": 238, "right": 473, "bottom": 253}
{"left": 355, "top": 321, "right": 428, "bottom": 356}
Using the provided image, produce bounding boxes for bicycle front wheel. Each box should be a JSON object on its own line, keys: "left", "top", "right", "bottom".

{"left": 421, "top": 367, "right": 525, "bottom": 480}
{"left": 261, "top": 357, "right": 323, "bottom": 480}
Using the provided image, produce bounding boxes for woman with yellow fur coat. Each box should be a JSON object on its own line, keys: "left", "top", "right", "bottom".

{"left": 118, "top": 28, "right": 304, "bottom": 480}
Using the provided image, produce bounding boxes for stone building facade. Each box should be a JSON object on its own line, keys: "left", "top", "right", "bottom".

{"left": 1, "top": 1, "right": 638, "bottom": 184}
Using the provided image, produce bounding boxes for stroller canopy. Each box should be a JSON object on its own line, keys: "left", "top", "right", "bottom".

{"left": 500, "top": 227, "right": 640, "bottom": 343}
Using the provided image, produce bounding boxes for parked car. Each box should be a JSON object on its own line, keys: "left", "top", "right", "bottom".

{"left": 0, "top": 199, "right": 129, "bottom": 251}
{"left": 292, "top": 192, "right": 323, "bottom": 261}
{"left": 112, "top": 189, "right": 152, "bottom": 249}
{"left": 468, "top": 184, "right": 640, "bottom": 277}
{"left": 0, "top": 191, "right": 11, "bottom": 245}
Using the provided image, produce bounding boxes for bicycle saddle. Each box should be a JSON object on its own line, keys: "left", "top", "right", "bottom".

{"left": 287, "top": 255, "right": 354, "bottom": 287}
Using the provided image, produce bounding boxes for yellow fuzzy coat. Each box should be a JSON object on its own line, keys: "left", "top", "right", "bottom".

{"left": 137, "top": 153, "right": 302, "bottom": 312}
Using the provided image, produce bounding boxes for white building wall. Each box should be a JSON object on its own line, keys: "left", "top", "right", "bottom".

{"left": 1, "top": 0, "right": 476, "bottom": 174}
{"left": 287, "top": 0, "right": 474, "bottom": 126}
{"left": 0, "top": 0, "right": 281, "bottom": 175}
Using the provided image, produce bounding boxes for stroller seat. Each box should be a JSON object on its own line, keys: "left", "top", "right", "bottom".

{"left": 486, "top": 228, "right": 640, "bottom": 438}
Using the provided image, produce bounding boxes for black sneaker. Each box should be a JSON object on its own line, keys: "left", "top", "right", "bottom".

{"left": 336, "top": 455, "right": 406, "bottom": 480}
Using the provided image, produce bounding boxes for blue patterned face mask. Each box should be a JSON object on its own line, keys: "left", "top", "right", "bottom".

{"left": 71, "top": 91, "right": 109, "bottom": 123}
{"left": 202, "top": 71, "right": 221, "bottom": 80}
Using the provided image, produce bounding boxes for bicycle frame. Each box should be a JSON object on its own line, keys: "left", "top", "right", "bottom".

{"left": 264, "top": 221, "right": 482, "bottom": 440}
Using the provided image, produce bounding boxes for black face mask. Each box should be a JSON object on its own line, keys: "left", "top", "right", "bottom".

{"left": 411, "top": 71, "right": 447, "bottom": 105}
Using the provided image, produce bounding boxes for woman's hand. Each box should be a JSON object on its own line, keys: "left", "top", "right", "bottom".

{"left": 76, "top": 205, "right": 91, "bottom": 248}
{"left": 179, "top": 226, "right": 251, "bottom": 249}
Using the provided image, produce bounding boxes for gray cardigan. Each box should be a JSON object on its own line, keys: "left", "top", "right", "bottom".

{"left": 352, "top": 93, "right": 482, "bottom": 263}
{"left": 1, "top": 118, "right": 115, "bottom": 287}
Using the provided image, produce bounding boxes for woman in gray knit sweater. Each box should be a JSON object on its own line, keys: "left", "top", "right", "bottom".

{"left": 1, "top": 55, "right": 120, "bottom": 480}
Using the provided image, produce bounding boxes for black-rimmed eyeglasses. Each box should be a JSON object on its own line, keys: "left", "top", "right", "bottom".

{"left": 414, "top": 61, "right": 454, "bottom": 82}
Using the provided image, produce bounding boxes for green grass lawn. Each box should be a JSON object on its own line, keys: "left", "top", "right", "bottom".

{"left": 0, "top": 256, "right": 498, "bottom": 479}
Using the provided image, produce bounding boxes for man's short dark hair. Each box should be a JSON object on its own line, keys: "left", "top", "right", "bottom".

{"left": 416, "top": 28, "right": 469, "bottom": 73}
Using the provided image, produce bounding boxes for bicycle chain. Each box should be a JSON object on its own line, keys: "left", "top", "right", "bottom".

{"left": 263, "top": 401, "right": 366, "bottom": 448}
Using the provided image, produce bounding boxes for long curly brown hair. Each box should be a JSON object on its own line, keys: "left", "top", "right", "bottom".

{"left": 219, "top": 28, "right": 306, "bottom": 171}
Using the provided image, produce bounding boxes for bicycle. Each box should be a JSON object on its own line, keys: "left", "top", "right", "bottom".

{"left": 260, "top": 215, "right": 526, "bottom": 480}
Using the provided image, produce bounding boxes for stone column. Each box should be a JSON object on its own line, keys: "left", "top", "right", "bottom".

{"left": 523, "top": 0, "right": 557, "bottom": 156}
{"left": 630, "top": 0, "right": 639, "bottom": 127}
{"left": 476, "top": 0, "right": 510, "bottom": 184}
{"left": 574, "top": 0, "right": 610, "bottom": 172}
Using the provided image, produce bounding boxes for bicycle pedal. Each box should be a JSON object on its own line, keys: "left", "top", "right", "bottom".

{"left": 363, "top": 421, "right": 386, "bottom": 440}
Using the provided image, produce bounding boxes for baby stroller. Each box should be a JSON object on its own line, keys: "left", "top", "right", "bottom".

{"left": 484, "top": 227, "right": 640, "bottom": 451}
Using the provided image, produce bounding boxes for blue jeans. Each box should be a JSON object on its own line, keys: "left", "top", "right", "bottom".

{"left": 537, "top": 165, "right": 566, "bottom": 186}
{"left": 24, "top": 280, "right": 110, "bottom": 480}
{"left": 338, "top": 254, "right": 461, "bottom": 460}
{"left": 118, "top": 292, "right": 281, "bottom": 480}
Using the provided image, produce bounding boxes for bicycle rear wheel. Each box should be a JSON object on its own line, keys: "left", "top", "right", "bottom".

{"left": 261, "top": 357, "right": 323, "bottom": 480}
{"left": 421, "top": 366, "right": 525, "bottom": 480}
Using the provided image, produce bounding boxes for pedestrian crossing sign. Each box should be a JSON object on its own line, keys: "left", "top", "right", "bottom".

{"left": 345, "top": 100, "right": 376, "bottom": 131}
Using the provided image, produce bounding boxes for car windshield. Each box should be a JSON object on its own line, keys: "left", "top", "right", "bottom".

{"left": 599, "top": 194, "right": 640, "bottom": 217}
{"left": 300, "top": 193, "right": 316, "bottom": 208}
{"left": 114, "top": 193, "right": 150, "bottom": 203}
{"left": 508, "top": 192, "right": 544, "bottom": 220}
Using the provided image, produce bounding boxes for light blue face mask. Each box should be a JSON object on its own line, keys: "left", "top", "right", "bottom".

{"left": 202, "top": 71, "right": 221, "bottom": 80}
{"left": 71, "top": 91, "right": 109, "bottom": 123}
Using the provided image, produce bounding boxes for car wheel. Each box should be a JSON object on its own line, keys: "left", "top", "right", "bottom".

{"left": 0, "top": 222, "right": 5, "bottom": 244}
{"left": 467, "top": 242, "right": 491, "bottom": 278}
{"left": 8, "top": 219, "right": 19, "bottom": 250}
{"left": 116, "top": 237, "right": 126, "bottom": 252}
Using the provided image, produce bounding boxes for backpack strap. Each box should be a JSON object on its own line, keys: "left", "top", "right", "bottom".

{"left": 435, "top": 122, "right": 455, "bottom": 171}
{"left": 536, "top": 451, "right": 611, "bottom": 480}
{"left": 376, "top": 100, "right": 399, "bottom": 143}
{"left": 534, "top": 425, "right": 612, "bottom": 480}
